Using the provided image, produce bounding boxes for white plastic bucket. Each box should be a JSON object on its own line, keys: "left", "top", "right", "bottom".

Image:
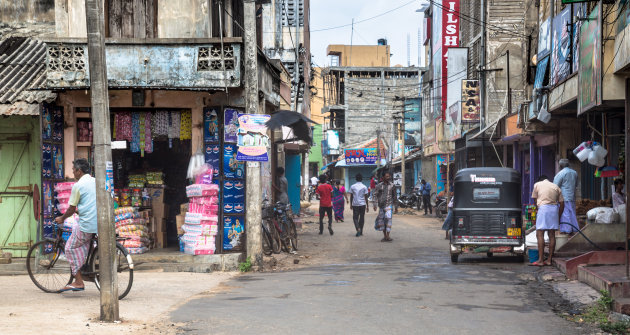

{"left": 592, "top": 144, "right": 608, "bottom": 160}
{"left": 588, "top": 151, "right": 605, "bottom": 167}
{"left": 573, "top": 141, "right": 590, "bottom": 156}
{"left": 576, "top": 147, "right": 592, "bottom": 162}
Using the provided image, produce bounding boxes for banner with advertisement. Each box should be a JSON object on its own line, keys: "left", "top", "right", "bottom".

{"left": 441, "top": 0, "right": 460, "bottom": 119}
{"left": 403, "top": 98, "right": 421, "bottom": 147}
{"left": 446, "top": 47, "right": 467, "bottom": 139}
{"left": 578, "top": 3, "right": 602, "bottom": 115}
{"left": 538, "top": 18, "right": 552, "bottom": 59}
{"left": 344, "top": 148, "right": 378, "bottom": 165}
{"left": 436, "top": 154, "right": 454, "bottom": 197}
{"left": 235, "top": 114, "right": 270, "bottom": 162}
{"left": 550, "top": 7, "right": 572, "bottom": 86}
{"left": 461, "top": 80, "right": 480, "bottom": 123}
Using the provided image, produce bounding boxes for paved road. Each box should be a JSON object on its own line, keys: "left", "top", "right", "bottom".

{"left": 168, "top": 209, "right": 590, "bottom": 334}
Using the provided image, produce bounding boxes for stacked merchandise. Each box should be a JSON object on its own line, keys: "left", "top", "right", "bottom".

{"left": 523, "top": 205, "right": 537, "bottom": 230}
{"left": 182, "top": 179, "right": 219, "bottom": 255}
{"left": 128, "top": 174, "right": 146, "bottom": 188}
{"left": 54, "top": 182, "right": 75, "bottom": 241}
{"left": 146, "top": 171, "right": 164, "bottom": 186}
{"left": 77, "top": 120, "right": 93, "bottom": 142}
{"left": 114, "top": 207, "right": 150, "bottom": 254}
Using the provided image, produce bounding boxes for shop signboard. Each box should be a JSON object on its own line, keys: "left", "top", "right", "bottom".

{"left": 436, "top": 154, "right": 454, "bottom": 197}
{"left": 344, "top": 148, "right": 378, "bottom": 165}
{"left": 534, "top": 56, "right": 549, "bottom": 89}
{"left": 461, "top": 80, "right": 480, "bottom": 123}
{"left": 403, "top": 98, "right": 422, "bottom": 147}
{"left": 550, "top": 7, "right": 572, "bottom": 86}
{"left": 441, "top": 0, "right": 460, "bottom": 118}
{"left": 578, "top": 3, "right": 602, "bottom": 115}
{"left": 223, "top": 144, "right": 244, "bottom": 179}
{"left": 573, "top": 3, "right": 587, "bottom": 73}
{"left": 223, "top": 215, "right": 245, "bottom": 251}
{"left": 423, "top": 86, "right": 436, "bottom": 145}
{"left": 236, "top": 114, "right": 271, "bottom": 162}
{"left": 446, "top": 47, "right": 467, "bottom": 139}
{"left": 203, "top": 107, "right": 220, "bottom": 142}
{"left": 224, "top": 108, "right": 241, "bottom": 143}
{"left": 538, "top": 18, "right": 552, "bottom": 59}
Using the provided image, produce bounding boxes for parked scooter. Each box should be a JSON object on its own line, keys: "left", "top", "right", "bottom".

{"left": 435, "top": 195, "right": 448, "bottom": 218}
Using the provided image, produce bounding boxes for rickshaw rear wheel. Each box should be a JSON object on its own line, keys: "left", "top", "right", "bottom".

{"left": 486, "top": 252, "right": 493, "bottom": 258}
{"left": 450, "top": 254, "right": 459, "bottom": 263}
{"left": 515, "top": 255, "right": 525, "bottom": 263}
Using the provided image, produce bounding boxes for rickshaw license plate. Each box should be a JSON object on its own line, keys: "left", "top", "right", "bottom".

{"left": 507, "top": 228, "right": 521, "bottom": 236}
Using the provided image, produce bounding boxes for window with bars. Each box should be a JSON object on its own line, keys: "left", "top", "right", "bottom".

{"left": 282, "top": 0, "right": 304, "bottom": 27}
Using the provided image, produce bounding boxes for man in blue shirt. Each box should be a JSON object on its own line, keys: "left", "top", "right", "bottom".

{"left": 421, "top": 179, "right": 432, "bottom": 215}
{"left": 553, "top": 159, "right": 579, "bottom": 234}
{"left": 55, "top": 158, "right": 97, "bottom": 292}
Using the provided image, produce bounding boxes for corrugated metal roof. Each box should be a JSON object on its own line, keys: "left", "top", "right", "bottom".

{"left": 0, "top": 37, "right": 56, "bottom": 106}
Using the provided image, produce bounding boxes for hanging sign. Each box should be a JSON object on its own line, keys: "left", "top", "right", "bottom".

{"left": 235, "top": 114, "right": 271, "bottom": 162}
{"left": 461, "top": 80, "right": 480, "bottom": 122}
{"left": 441, "top": 0, "right": 460, "bottom": 118}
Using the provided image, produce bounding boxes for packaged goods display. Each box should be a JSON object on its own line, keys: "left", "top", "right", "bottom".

{"left": 181, "top": 177, "right": 219, "bottom": 254}
{"left": 114, "top": 207, "right": 150, "bottom": 253}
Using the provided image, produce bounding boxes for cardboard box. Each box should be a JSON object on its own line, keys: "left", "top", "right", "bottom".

{"left": 176, "top": 214, "right": 185, "bottom": 235}
{"left": 156, "top": 232, "right": 167, "bottom": 248}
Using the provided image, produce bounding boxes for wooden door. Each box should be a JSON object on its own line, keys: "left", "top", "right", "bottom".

{"left": 0, "top": 117, "right": 40, "bottom": 257}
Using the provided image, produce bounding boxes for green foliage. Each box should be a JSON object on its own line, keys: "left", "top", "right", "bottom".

{"left": 600, "top": 321, "right": 630, "bottom": 335}
{"left": 579, "top": 290, "right": 630, "bottom": 334}
{"left": 239, "top": 256, "right": 252, "bottom": 272}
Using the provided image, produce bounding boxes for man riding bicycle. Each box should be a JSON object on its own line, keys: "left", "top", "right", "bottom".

{"left": 54, "top": 158, "right": 97, "bottom": 292}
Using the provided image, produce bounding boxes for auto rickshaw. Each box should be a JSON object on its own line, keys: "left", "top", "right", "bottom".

{"left": 449, "top": 167, "right": 525, "bottom": 263}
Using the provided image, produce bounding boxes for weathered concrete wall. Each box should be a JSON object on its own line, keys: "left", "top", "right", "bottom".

{"left": 0, "top": 0, "right": 54, "bottom": 23}
{"left": 57, "top": 89, "right": 244, "bottom": 178}
{"left": 157, "top": 0, "right": 210, "bottom": 38}
{"left": 343, "top": 70, "right": 420, "bottom": 147}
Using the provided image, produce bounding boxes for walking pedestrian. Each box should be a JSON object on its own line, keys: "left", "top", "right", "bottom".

{"left": 316, "top": 175, "right": 334, "bottom": 235}
{"left": 531, "top": 175, "right": 565, "bottom": 266}
{"left": 553, "top": 159, "right": 579, "bottom": 234}
{"left": 54, "top": 159, "right": 97, "bottom": 292}
{"left": 350, "top": 174, "right": 369, "bottom": 237}
{"left": 421, "top": 179, "right": 432, "bottom": 215}
{"left": 332, "top": 180, "right": 348, "bottom": 222}
{"left": 373, "top": 171, "right": 397, "bottom": 242}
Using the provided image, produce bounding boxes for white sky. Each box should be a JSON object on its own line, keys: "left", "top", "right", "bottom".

{"left": 310, "top": 0, "right": 426, "bottom": 68}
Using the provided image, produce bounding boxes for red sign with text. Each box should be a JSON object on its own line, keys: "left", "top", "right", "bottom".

{"left": 441, "top": 0, "right": 460, "bottom": 119}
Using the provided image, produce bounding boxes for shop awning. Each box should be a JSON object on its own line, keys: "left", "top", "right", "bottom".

{"left": 266, "top": 110, "right": 317, "bottom": 143}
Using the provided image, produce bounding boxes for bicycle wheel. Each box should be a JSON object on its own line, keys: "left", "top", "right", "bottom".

{"left": 268, "top": 219, "right": 282, "bottom": 254}
{"left": 91, "top": 243, "right": 133, "bottom": 300}
{"left": 262, "top": 224, "right": 273, "bottom": 256}
{"left": 436, "top": 202, "right": 446, "bottom": 219}
{"left": 279, "top": 217, "right": 292, "bottom": 252}
{"left": 26, "top": 240, "right": 73, "bottom": 293}
{"left": 288, "top": 217, "right": 298, "bottom": 251}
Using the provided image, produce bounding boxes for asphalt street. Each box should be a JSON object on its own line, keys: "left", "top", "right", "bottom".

{"left": 166, "top": 208, "right": 593, "bottom": 335}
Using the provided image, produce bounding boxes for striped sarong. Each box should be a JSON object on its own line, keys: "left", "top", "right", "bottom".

{"left": 559, "top": 201, "right": 579, "bottom": 233}
{"left": 64, "top": 220, "right": 94, "bottom": 275}
{"left": 375, "top": 206, "right": 393, "bottom": 232}
{"left": 536, "top": 204, "right": 560, "bottom": 230}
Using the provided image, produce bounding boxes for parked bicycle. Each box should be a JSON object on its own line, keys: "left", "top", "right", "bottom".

{"left": 26, "top": 224, "right": 134, "bottom": 300}
{"left": 261, "top": 200, "right": 298, "bottom": 254}
{"left": 262, "top": 200, "right": 282, "bottom": 255}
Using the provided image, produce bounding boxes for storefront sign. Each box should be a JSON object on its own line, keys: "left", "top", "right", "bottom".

{"left": 223, "top": 144, "right": 244, "bottom": 179}
{"left": 236, "top": 114, "right": 270, "bottom": 162}
{"left": 550, "top": 7, "right": 572, "bottom": 86}
{"left": 224, "top": 108, "right": 241, "bottom": 143}
{"left": 223, "top": 180, "right": 245, "bottom": 215}
{"left": 461, "top": 80, "right": 480, "bottom": 123}
{"left": 573, "top": 3, "right": 587, "bottom": 73}
{"left": 403, "top": 98, "right": 422, "bottom": 146}
{"left": 441, "top": 0, "right": 460, "bottom": 119}
{"left": 223, "top": 216, "right": 245, "bottom": 251}
{"left": 538, "top": 18, "right": 552, "bottom": 59}
{"left": 578, "top": 3, "right": 602, "bottom": 115}
{"left": 203, "top": 107, "right": 219, "bottom": 142}
{"left": 344, "top": 148, "right": 378, "bottom": 165}
{"left": 446, "top": 47, "right": 467, "bottom": 139}
{"left": 534, "top": 56, "right": 549, "bottom": 89}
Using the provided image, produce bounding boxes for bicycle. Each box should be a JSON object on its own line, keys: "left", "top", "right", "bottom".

{"left": 271, "top": 202, "right": 298, "bottom": 253}
{"left": 26, "top": 224, "right": 134, "bottom": 300}
{"left": 262, "top": 201, "right": 282, "bottom": 255}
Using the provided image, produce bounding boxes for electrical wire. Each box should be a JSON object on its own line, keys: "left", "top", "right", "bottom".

{"left": 309, "top": 0, "right": 417, "bottom": 33}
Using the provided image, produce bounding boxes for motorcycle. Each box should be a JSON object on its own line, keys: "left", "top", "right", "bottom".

{"left": 435, "top": 195, "right": 448, "bottom": 218}
{"left": 308, "top": 185, "right": 319, "bottom": 201}
{"left": 397, "top": 191, "right": 420, "bottom": 209}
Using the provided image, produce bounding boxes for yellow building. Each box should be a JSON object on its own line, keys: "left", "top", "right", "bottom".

{"left": 326, "top": 44, "right": 391, "bottom": 67}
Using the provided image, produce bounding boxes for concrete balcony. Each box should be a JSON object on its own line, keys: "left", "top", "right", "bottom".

{"left": 43, "top": 38, "right": 242, "bottom": 89}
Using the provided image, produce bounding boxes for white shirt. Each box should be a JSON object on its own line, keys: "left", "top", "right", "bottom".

{"left": 350, "top": 182, "right": 369, "bottom": 206}
{"left": 311, "top": 177, "right": 319, "bottom": 186}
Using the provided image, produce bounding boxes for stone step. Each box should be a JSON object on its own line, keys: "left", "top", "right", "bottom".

{"left": 577, "top": 264, "right": 630, "bottom": 300}
{"left": 134, "top": 262, "right": 222, "bottom": 273}
{"left": 614, "top": 298, "right": 630, "bottom": 315}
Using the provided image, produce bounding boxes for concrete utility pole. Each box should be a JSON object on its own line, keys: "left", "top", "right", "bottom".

{"left": 625, "top": 78, "right": 629, "bottom": 278}
{"left": 243, "top": 0, "right": 262, "bottom": 267}
{"left": 84, "top": 0, "right": 118, "bottom": 321}
{"left": 400, "top": 118, "right": 406, "bottom": 194}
